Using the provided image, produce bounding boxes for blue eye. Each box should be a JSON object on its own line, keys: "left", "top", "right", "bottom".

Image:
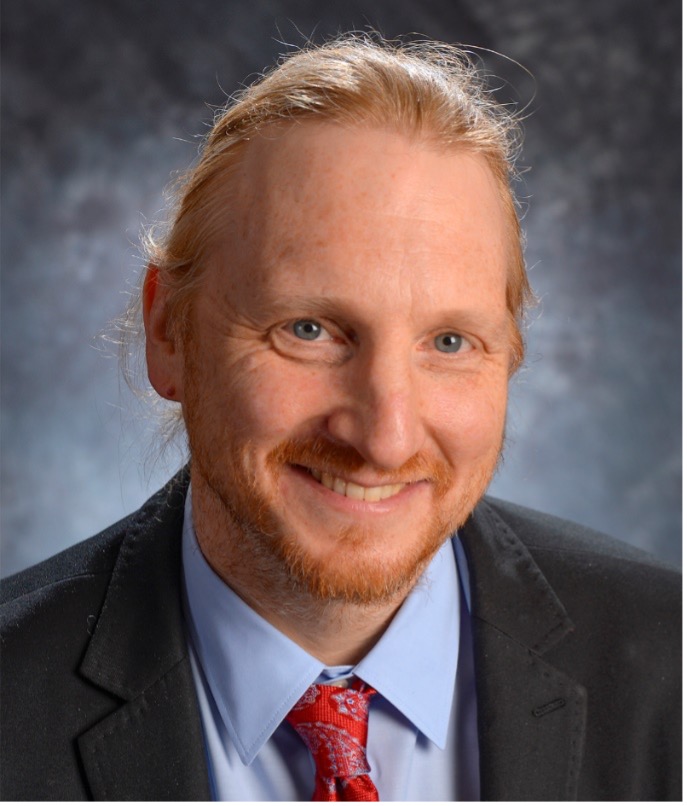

{"left": 292, "top": 320, "right": 322, "bottom": 340}
{"left": 434, "top": 333, "right": 464, "bottom": 353}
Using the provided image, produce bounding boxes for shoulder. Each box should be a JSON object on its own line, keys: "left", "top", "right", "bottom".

{"left": 1, "top": 516, "right": 125, "bottom": 603}
{"left": 476, "top": 496, "right": 680, "bottom": 622}
{"left": 0, "top": 470, "right": 189, "bottom": 632}
{"left": 466, "top": 495, "right": 681, "bottom": 691}
{"left": 481, "top": 496, "right": 677, "bottom": 569}
{"left": 0, "top": 515, "right": 130, "bottom": 647}
{"left": 480, "top": 496, "right": 680, "bottom": 573}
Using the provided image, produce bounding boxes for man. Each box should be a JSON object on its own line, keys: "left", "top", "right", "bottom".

{"left": 1, "top": 35, "right": 680, "bottom": 801}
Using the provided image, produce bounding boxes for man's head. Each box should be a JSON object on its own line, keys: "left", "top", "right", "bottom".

{"left": 140, "top": 35, "right": 532, "bottom": 609}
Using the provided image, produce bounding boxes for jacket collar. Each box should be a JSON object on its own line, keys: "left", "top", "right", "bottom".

{"left": 460, "top": 498, "right": 587, "bottom": 800}
{"left": 462, "top": 499, "right": 576, "bottom": 653}
{"left": 80, "top": 471, "right": 190, "bottom": 698}
{"left": 77, "top": 469, "right": 211, "bottom": 800}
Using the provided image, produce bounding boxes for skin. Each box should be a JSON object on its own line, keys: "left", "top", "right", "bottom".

{"left": 144, "top": 122, "right": 512, "bottom": 665}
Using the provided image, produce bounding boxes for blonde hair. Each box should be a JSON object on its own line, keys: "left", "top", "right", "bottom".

{"left": 124, "top": 34, "right": 533, "bottom": 411}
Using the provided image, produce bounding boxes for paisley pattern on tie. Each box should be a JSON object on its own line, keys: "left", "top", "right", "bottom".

{"left": 286, "top": 680, "right": 379, "bottom": 801}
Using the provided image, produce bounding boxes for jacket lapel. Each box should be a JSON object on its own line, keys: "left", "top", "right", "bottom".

{"left": 77, "top": 472, "right": 211, "bottom": 800}
{"left": 461, "top": 500, "right": 587, "bottom": 801}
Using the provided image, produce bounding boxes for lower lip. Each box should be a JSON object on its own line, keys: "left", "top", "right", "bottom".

{"left": 283, "top": 464, "right": 427, "bottom": 515}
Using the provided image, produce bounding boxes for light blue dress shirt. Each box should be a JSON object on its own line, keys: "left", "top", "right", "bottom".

{"left": 182, "top": 488, "right": 479, "bottom": 800}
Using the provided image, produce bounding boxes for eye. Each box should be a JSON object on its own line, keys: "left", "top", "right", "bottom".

{"left": 291, "top": 319, "right": 329, "bottom": 341}
{"left": 272, "top": 317, "right": 350, "bottom": 363}
{"left": 434, "top": 332, "right": 468, "bottom": 353}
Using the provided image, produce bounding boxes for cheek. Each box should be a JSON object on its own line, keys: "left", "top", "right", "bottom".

{"left": 430, "top": 375, "right": 508, "bottom": 460}
{"left": 220, "top": 356, "right": 333, "bottom": 438}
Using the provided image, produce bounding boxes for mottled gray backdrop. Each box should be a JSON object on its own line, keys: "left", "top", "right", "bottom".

{"left": 1, "top": 0, "right": 681, "bottom": 575}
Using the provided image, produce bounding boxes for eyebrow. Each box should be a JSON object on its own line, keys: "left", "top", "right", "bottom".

{"left": 252, "top": 294, "right": 344, "bottom": 317}
{"left": 252, "top": 292, "right": 511, "bottom": 340}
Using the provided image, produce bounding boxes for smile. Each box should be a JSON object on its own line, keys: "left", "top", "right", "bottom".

{"left": 308, "top": 468, "right": 406, "bottom": 502}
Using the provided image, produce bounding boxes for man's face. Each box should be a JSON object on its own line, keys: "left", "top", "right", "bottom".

{"left": 176, "top": 123, "right": 512, "bottom": 605}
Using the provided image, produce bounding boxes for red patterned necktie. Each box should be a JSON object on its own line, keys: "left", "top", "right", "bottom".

{"left": 286, "top": 679, "right": 379, "bottom": 801}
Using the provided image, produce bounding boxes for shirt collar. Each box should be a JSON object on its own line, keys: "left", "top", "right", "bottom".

{"left": 182, "top": 486, "right": 460, "bottom": 763}
{"left": 355, "top": 534, "right": 460, "bottom": 748}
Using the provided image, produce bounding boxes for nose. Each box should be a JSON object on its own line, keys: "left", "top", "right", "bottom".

{"left": 325, "top": 345, "right": 426, "bottom": 470}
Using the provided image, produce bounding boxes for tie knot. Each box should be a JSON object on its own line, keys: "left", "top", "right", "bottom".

{"left": 287, "top": 681, "right": 378, "bottom": 793}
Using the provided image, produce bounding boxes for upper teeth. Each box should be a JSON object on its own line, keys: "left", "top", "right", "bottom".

{"left": 309, "top": 468, "right": 405, "bottom": 502}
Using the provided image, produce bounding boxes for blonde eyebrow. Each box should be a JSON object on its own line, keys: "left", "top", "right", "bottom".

{"left": 253, "top": 293, "right": 508, "bottom": 339}
{"left": 248, "top": 293, "right": 359, "bottom": 321}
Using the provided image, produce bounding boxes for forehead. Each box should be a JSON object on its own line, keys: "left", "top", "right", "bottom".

{"left": 205, "top": 122, "right": 509, "bottom": 315}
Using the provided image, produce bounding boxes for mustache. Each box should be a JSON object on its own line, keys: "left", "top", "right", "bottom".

{"left": 266, "top": 435, "right": 453, "bottom": 493}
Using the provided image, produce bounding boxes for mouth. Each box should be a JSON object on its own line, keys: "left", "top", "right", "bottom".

{"left": 305, "top": 467, "right": 407, "bottom": 502}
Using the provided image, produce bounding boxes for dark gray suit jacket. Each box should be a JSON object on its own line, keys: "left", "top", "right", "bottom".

{"left": 0, "top": 471, "right": 681, "bottom": 800}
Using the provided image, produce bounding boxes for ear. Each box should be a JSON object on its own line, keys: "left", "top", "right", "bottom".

{"left": 142, "top": 265, "right": 184, "bottom": 402}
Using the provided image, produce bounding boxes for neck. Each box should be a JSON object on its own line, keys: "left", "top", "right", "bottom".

{"left": 191, "top": 475, "right": 412, "bottom": 666}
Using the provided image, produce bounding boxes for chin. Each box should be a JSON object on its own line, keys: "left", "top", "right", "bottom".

{"left": 274, "top": 528, "right": 441, "bottom": 606}
{"left": 190, "top": 433, "right": 497, "bottom": 609}
{"left": 256, "top": 486, "right": 478, "bottom": 606}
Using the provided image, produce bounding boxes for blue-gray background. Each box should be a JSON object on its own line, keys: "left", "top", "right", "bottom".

{"left": 1, "top": 0, "right": 681, "bottom": 576}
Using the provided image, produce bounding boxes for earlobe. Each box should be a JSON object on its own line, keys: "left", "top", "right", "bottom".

{"left": 142, "top": 265, "right": 183, "bottom": 402}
